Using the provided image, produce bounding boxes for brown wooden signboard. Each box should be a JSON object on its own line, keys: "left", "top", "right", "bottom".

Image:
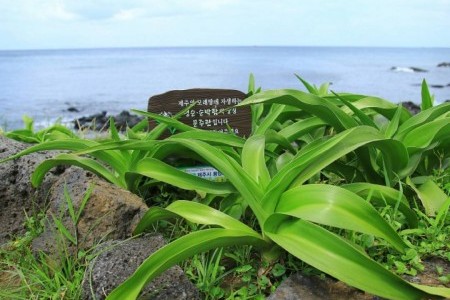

{"left": 147, "top": 88, "right": 252, "bottom": 137}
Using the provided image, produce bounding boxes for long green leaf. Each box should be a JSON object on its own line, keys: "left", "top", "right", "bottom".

{"left": 420, "top": 79, "right": 434, "bottom": 111}
{"left": 132, "top": 109, "right": 197, "bottom": 134}
{"left": 242, "top": 135, "right": 271, "bottom": 189}
{"left": 127, "top": 158, "right": 236, "bottom": 195}
{"left": 31, "top": 153, "right": 124, "bottom": 188}
{"left": 342, "top": 183, "right": 418, "bottom": 228}
{"left": 134, "top": 200, "right": 258, "bottom": 235}
{"left": 278, "top": 117, "right": 326, "bottom": 142}
{"left": 395, "top": 102, "right": 450, "bottom": 140}
{"left": 295, "top": 74, "right": 318, "bottom": 95}
{"left": 0, "top": 139, "right": 127, "bottom": 172}
{"left": 406, "top": 177, "right": 448, "bottom": 217}
{"left": 401, "top": 118, "right": 450, "bottom": 155}
{"left": 384, "top": 105, "right": 404, "bottom": 138}
{"left": 254, "top": 104, "right": 286, "bottom": 135}
{"left": 333, "top": 91, "right": 378, "bottom": 128}
{"left": 106, "top": 229, "right": 268, "bottom": 300}
{"left": 264, "top": 216, "right": 448, "bottom": 300}
{"left": 277, "top": 184, "right": 407, "bottom": 252}
{"left": 170, "top": 130, "right": 246, "bottom": 148}
{"left": 340, "top": 96, "right": 411, "bottom": 123}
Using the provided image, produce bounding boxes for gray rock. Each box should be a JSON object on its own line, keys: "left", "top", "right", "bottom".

{"left": 32, "top": 167, "right": 148, "bottom": 252}
{"left": 82, "top": 234, "right": 200, "bottom": 300}
{"left": 0, "top": 136, "right": 66, "bottom": 245}
{"left": 400, "top": 101, "right": 421, "bottom": 115}
{"left": 437, "top": 62, "right": 450, "bottom": 67}
{"left": 267, "top": 273, "right": 376, "bottom": 300}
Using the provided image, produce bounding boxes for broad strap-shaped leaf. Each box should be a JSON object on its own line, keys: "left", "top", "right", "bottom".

{"left": 395, "top": 102, "right": 450, "bottom": 140}
{"left": 127, "top": 158, "right": 236, "bottom": 195}
{"left": 333, "top": 91, "right": 378, "bottom": 128}
{"left": 0, "top": 139, "right": 127, "bottom": 172}
{"left": 420, "top": 79, "right": 434, "bottom": 111}
{"left": 340, "top": 96, "right": 411, "bottom": 124}
{"left": 264, "top": 130, "right": 296, "bottom": 154}
{"left": 342, "top": 183, "right": 418, "bottom": 228}
{"left": 134, "top": 200, "right": 258, "bottom": 235}
{"left": 254, "top": 104, "right": 287, "bottom": 135}
{"left": 106, "top": 229, "right": 268, "bottom": 300}
{"left": 295, "top": 74, "right": 318, "bottom": 95}
{"left": 132, "top": 109, "right": 197, "bottom": 134}
{"left": 170, "top": 130, "right": 246, "bottom": 148}
{"left": 262, "top": 126, "right": 408, "bottom": 212}
{"left": 31, "top": 153, "right": 125, "bottom": 188}
{"left": 278, "top": 117, "right": 326, "bottom": 142}
{"left": 264, "top": 216, "right": 450, "bottom": 300}
{"left": 276, "top": 184, "right": 408, "bottom": 252}
{"left": 242, "top": 135, "right": 271, "bottom": 189}
{"left": 248, "top": 73, "right": 256, "bottom": 94}
{"left": 401, "top": 118, "right": 450, "bottom": 155}
{"left": 406, "top": 177, "right": 449, "bottom": 217}
{"left": 384, "top": 105, "right": 404, "bottom": 138}
{"left": 238, "top": 89, "right": 358, "bottom": 131}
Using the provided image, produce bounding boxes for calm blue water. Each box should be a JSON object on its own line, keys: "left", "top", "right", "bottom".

{"left": 0, "top": 46, "right": 449, "bottom": 130}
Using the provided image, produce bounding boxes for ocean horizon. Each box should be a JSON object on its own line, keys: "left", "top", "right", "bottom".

{"left": 1, "top": 46, "right": 449, "bottom": 130}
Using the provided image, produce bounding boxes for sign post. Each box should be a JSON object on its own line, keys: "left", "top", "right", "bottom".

{"left": 148, "top": 88, "right": 251, "bottom": 138}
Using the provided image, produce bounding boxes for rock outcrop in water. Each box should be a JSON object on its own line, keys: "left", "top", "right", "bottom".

{"left": 437, "top": 62, "right": 450, "bottom": 67}
{"left": 390, "top": 66, "right": 428, "bottom": 73}
{"left": 401, "top": 101, "right": 421, "bottom": 115}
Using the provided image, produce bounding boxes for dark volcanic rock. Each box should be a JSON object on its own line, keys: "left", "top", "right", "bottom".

{"left": 437, "top": 62, "right": 450, "bottom": 67}
{"left": 400, "top": 101, "right": 421, "bottom": 115}
{"left": 74, "top": 111, "right": 108, "bottom": 131}
{"left": 82, "top": 234, "right": 200, "bottom": 300}
{"left": 32, "top": 167, "right": 148, "bottom": 252}
{"left": 67, "top": 106, "right": 80, "bottom": 112}
{"left": 0, "top": 136, "right": 66, "bottom": 245}
{"left": 267, "top": 273, "right": 375, "bottom": 300}
{"left": 74, "top": 110, "right": 144, "bottom": 131}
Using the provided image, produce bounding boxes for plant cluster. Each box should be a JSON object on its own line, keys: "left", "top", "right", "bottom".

{"left": 1, "top": 76, "right": 449, "bottom": 300}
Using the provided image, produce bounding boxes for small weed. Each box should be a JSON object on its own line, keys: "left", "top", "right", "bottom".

{"left": 0, "top": 185, "right": 98, "bottom": 300}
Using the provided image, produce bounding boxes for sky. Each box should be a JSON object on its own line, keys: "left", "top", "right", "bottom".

{"left": 0, "top": 0, "right": 449, "bottom": 50}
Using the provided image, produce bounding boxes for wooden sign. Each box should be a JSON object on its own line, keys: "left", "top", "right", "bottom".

{"left": 147, "top": 89, "right": 251, "bottom": 137}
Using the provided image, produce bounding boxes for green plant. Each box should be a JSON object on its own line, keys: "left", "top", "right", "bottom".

{"left": 4, "top": 115, "right": 78, "bottom": 143}
{"left": 104, "top": 127, "right": 448, "bottom": 299}
{"left": 0, "top": 185, "right": 97, "bottom": 299}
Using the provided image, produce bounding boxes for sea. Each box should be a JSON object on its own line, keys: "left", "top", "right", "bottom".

{"left": 0, "top": 46, "right": 449, "bottom": 130}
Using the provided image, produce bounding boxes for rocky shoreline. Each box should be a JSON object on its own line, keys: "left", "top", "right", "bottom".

{"left": 73, "top": 110, "right": 144, "bottom": 131}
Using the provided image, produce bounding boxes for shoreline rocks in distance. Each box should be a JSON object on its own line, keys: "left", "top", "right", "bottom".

{"left": 73, "top": 110, "right": 144, "bottom": 131}
{"left": 437, "top": 62, "right": 450, "bottom": 67}
{"left": 400, "top": 101, "right": 420, "bottom": 115}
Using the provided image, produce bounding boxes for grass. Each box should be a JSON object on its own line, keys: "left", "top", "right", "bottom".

{"left": 1, "top": 76, "right": 449, "bottom": 299}
{"left": 0, "top": 186, "right": 99, "bottom": 300}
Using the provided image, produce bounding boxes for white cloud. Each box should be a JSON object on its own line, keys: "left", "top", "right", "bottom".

{"left": 0, "top": 0, "right": 449, "bottom": 49}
